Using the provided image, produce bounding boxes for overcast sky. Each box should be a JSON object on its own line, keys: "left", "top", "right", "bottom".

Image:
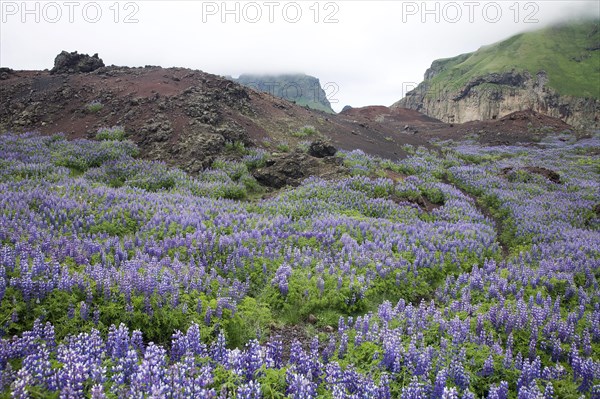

{"left": 1, "top": 1, "right": 598, "bottom": 111}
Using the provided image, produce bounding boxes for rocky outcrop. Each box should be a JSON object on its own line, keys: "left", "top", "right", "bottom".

{"left": 395, "top": 70, "right": 599, "bottom": 129}
{"left": 252, "top": 148, "right": 345, "bottom": 188}
{"left": 0, "top": 67, "right": 13, "bottom": 80}
{"left": 50, "top": 51, "right": 105, "bottom": 74}
{"left": 308, "top": 140, "right": 337, "bottom": 158}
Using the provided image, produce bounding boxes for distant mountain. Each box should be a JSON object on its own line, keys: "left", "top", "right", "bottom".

{"left": 233, "top": 73, "right": 335, "bottom": 114}
{"left": 394, "top": 19, "right": 600, "bottom": 129}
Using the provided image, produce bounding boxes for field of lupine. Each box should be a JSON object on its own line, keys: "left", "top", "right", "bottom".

{"left": 0, "top": 130, "right": 599, "bottom": 398}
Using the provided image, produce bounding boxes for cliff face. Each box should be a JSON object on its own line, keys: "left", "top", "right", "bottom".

{"left": 233, "top": 73, "right": 335, "bottom": 114}
{"left": 394, "top": 20, "right": 600, "bottom": 129}
{"left": 397, "top": 70, "right": 599, "bottom": 129}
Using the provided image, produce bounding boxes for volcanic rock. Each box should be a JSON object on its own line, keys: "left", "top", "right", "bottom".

{"left": 252, "top": 150, "right": 346, "bottom": 189}
{"left": 308, "top": 140, "right": 337, "bottom": 158}
{"left": 50, "top": 51, "right": 105, "bottom": 74}
{"left": 0, "top": 67, "right": 13, "bottom": 80}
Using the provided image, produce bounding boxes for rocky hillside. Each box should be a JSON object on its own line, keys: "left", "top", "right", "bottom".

{"left": 2, "top": 52, "right": 583, "bottom": 177}
{"left": 394, "top": 19, "right": 600, "bottom": 129}
{"left": 0, "top": 52, "right": 442, "bottom": 171}
{"left": 233, "top": 73, "right": 335, "bottom": 114}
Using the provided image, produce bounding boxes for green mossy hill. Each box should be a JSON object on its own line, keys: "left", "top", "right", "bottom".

{"left": 422, "top": 19, "right": 599, "bottom": 99}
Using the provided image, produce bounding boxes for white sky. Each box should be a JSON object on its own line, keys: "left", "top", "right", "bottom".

{"left": 1, "top": 1, "right": 598, "bottom": 112}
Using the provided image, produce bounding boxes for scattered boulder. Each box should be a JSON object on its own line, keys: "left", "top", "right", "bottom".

{"left": 50, "top": 51, "right": 105, "bottom": 74}
{"left": 0, "top": 67, "right": 13, "bottom": 80}
{"left": 253, "top": 149, "right": 346, "bottom": 189}
{"left": 253, "top": 154, "right": 303, "bottom": 189}
{"left": 308, "top": 140, "right": 337, "bottom": 158}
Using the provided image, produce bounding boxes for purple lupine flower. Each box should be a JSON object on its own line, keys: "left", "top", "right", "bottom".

{"left": 11, "top": 368, "right": 34, "bottom": 399}
{"left": 316, "top": 277, "right": 325, "bottom": 297}
{"left": 130, "top": 343, "right": 168, "bottom": 397}
{"left": 487, "top": 381, "right": 509, "bottom": 399}
{"left": 378, "top": 373, "right": 391, "bottom": 399}
{"left": 442, "top": 387, "right": 459, "bottom": 399}
{"left": 204, "top": 308, "right": 213, "bottom": 325}
{"left": 322, "top": 336, "right": 337, "bottom": 364}
{"left": 131, "top": 330, "right": 144, "bottom": 356}
{"left": 92, "top": 309, "right": 100, "bottom": 326}
{"left": 170, "top": 330, "right": 188, "bottom": 363}
{"left": 22, "top": 343, "right": 56, "bottom": 391}
{"left": 461, "top": 391, "right": 475, "bottom": 399}
{"left": 450, "top": 358, "right": 470, "bottom": 391}
{"left": 433, "top": 368, "right": 448, "bottom": 399}
{"left": 265, "top": 337, "right": 283, "bottom": 369}
{"left": 544, "top": 382, "right": 554, "bottom": 399}
{"left": 210, "top": 331, "right": 227, "bottom": 363}
{"left": 338, "top": 332, "right": 348, "bottom": 359}
{"left": 186, "top": 323, "right": 207, "bottom": 357}
{"left": 107, "top": 324, "right": 131, "bottom": 360}
{"left": 237, "top": 380, "right": 262, "bottom": 399}
{"left": 79, "top": 302, "right": 88, "bottom": 321}
{"left": 518, "top": 383, "right": 542, "bottom": 399}
{"left": 401, "top": 377, "right": 425, "bottom": 399}
{"left": 481, "top": 354, "right": 494, "bottom": 377}
{"left": 578, "top": 358, "right": 596, "bottom": 393}
{"left": 272, "top": 263, "right": 293, "bottom": 296}
{"left": 90, "top": 384, "right": 107, "bottom": 399}
{"left": 591, "top": 385, "right": 600, "bottom": 399}
{"left": 244, "top": 339, "right": 263, "bottom": 381}
{"left": 286, "top": 369, "right": 317, "bottom": 399}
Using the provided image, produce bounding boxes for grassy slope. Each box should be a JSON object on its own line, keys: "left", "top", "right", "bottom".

{"left": 425, "top": 19, "right": 600, "bottom": 99}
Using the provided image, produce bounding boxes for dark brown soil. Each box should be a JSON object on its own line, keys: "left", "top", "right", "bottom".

{"left": 390, "top": 194, "right": 442, "bottom": 213}
{"left": 268, "top": 323, "right": 335, "bottom": 362}
{"left": 384, "top": 169, "right": 406, "bottom": 182}
{"left": 524, "top": 167, "right": 561, "bottom": 184}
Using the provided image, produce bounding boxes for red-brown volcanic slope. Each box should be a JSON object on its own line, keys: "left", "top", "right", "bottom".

{"left": 0, "top": 66, "right": 577, "bottom": 171}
